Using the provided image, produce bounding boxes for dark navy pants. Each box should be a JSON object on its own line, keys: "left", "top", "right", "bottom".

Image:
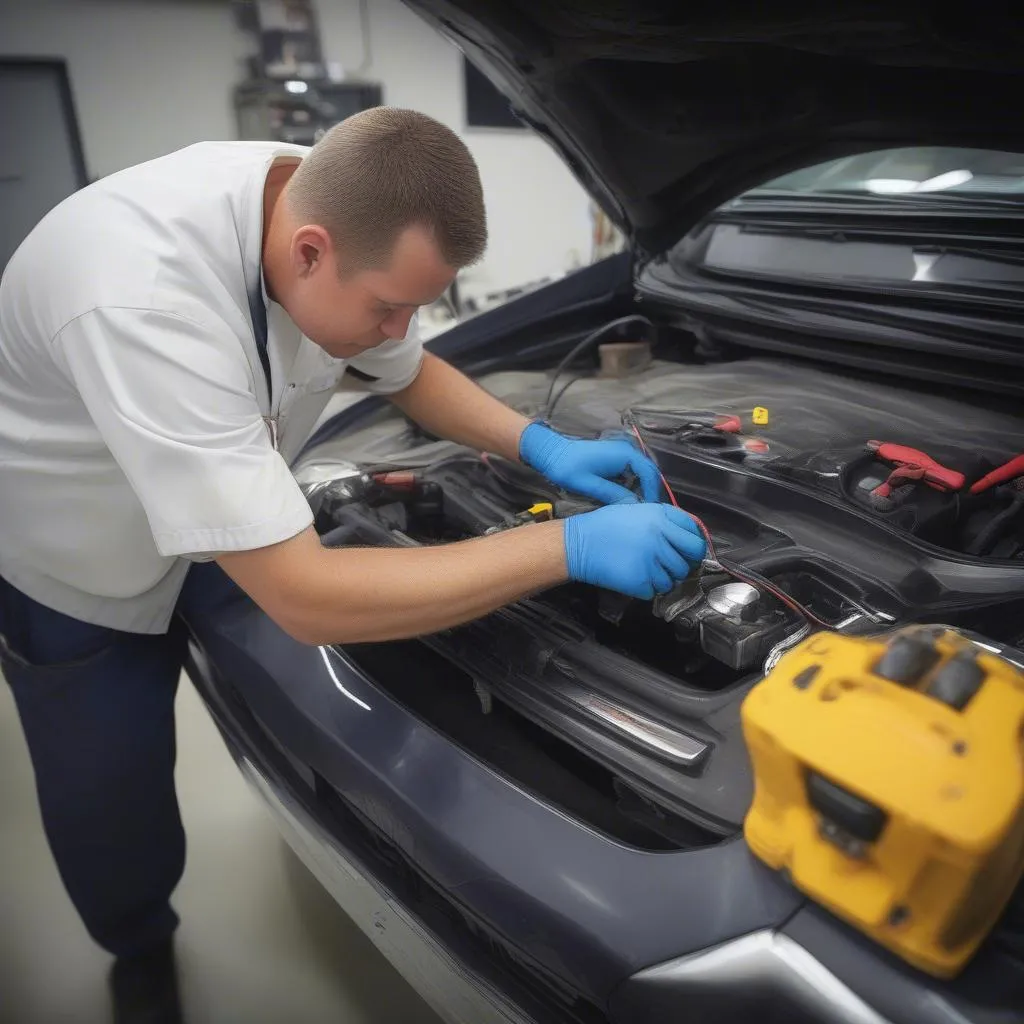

{"left": 0, "top": 573, "right": 208, "bottom": 958}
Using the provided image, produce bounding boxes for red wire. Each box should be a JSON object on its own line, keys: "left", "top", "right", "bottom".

{"left": 629, "top": 422, "right": 831, "bottom": 628}
{"left": 628, "top": 421, "right": 712, "bottom": 548}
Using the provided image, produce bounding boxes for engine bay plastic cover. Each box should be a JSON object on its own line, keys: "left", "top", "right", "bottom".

{"left": 298, "top": 357, "right": 1024, "bottom": 842}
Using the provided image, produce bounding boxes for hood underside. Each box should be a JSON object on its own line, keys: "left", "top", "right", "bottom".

{"left": 404, "top": 0, "right": 1024, "bottom": 252}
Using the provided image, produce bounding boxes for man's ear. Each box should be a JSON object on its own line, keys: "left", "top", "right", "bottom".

{"left": 290, "top": 225, "right": 332, "bottom": 278}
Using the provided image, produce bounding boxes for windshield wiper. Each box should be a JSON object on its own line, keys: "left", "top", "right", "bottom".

{"left": 733, "top": 189, "right": 1024, "bottom": 215}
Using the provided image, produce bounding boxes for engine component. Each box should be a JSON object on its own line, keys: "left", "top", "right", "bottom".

{"left": 301, "top": 417, "right": 1016, "bottom": 697}
{"left": 598, "top": 341, "right": 652, "bottom": 378}
{"left": 651, "top": 578, "right": 704, "bottom": 622}
{"left": 699, "top": 611, "right": 793, "bottom": 671}
{"left": 484, "top": 502, "right": 554, "bottom": 534}
{"left": 305, "top": 470, "right": 447, "bottom": 537}
{"left": 653, "top": 575, "right": 799, "bottom": 671}
{"left": 742, "top": 624, "right": 1024, "bottom": 979}
{"left": 763, "top": 622, "right": 813, "bottom": 673}
{"left": 706, "top": 582, "right": 761, "bottom": 622}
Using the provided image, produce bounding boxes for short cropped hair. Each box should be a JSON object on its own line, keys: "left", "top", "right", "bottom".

{"left": 286, "top": 107, "right": 487, "bottom": 270}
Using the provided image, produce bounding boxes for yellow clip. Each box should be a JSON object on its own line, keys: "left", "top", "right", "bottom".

{"left": 527, "top": 502, "right": 554, "bottom": 520}
{"left": 753, "top": 406, "right": 769, "bottom": 426}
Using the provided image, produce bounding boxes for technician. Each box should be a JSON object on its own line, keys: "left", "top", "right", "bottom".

{"left": 0, "top": 108, "right": 705, "bottom": 1019}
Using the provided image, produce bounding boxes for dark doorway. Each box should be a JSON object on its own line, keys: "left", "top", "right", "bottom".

{"left": 0, "top": 60, "right": 88, "bottom": 272}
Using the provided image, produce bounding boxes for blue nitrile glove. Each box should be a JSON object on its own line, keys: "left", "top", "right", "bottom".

{"left": 519, "top": 422, "right": 662, "bottom": 505}
{"left": 563, "top": 503, "right": 707, "bottom": 599}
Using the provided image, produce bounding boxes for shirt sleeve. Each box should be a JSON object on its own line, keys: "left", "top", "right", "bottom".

{"left": 52, "top": 306, "right": 314, "bottom": 558}
{"left": 345, "top": 312, "right": 425, "bottom": 394}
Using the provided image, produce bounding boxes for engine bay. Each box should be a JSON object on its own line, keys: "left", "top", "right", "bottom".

{"left": 302, "top": 448, "right": 856, "bottom": 689}
{"left": 299, "top": 355, "right": 1024, "bottom": 685}
{"left": 295, "top": 352, "right": 1024, "bottom": 839}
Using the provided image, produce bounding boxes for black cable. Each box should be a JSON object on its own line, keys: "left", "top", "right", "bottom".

{"left": 540, "top": 315, "right": 653, "bottom": 419}
{"left": 546, "top": 375, "right": 587, "bottom": 419}
{"left": 479, "top": 452, "right": 560, "bottom": 499}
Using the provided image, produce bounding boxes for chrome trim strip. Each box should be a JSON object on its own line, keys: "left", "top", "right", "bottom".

{"left": 564, "top": 688, "right": 708, "bottom": 766}
{"left": 762, "top": 610, "right": 886, "bottom": 675}
{"left": 238, "top": 757, "right": 536, "bottom": 1024}
{"left": 958, "top": 630, "right": 1024, "bottom": 672}
{"left": 631, "top": 930, "right": 891, "bottom": 1024}
{"left": 763, "top": 623, "right": 812, "bottom": 673}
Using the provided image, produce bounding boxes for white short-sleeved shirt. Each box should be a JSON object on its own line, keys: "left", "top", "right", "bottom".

{"left": 0, "top": 141, "right": 424, "bottom": 633}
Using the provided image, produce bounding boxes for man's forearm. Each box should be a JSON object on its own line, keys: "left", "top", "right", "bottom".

{"left": 218, "top": 522, "right": 567, "bottom": 645}
{"left": 388, "top": 351, "right": 530, "bottom": 461}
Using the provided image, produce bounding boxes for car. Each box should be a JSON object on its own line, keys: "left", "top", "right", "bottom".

{"left": 181, "top": 3, "right": 1024, "bottom": 1022}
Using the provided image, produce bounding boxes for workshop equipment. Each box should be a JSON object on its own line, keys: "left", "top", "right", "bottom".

{"left": 742, "top": 625, "right": 1024, "bottom": 978}
{"left": 867, "top": 441, "right": 966, "bottom": 498}
{"left": 970, "top": 453, "right": 1024, "bottom": 494}
{"left": 628, "top": 409, "right": 769, "bottom": 456}
{"left": 677, "top": 410, "right": 742, "bottom": 436}
{"left": 632, "top": 409, "right": 740, "bottom": 436}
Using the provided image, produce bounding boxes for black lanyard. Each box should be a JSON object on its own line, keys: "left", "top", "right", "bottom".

{"left": 248, "top": 285, "right": 272, "bottom": 403}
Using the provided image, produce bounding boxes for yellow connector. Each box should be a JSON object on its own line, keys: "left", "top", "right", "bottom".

{"left": 742, "top": 625, "right": 1024, "bottom": 978}
{"left": 485, "top": 502, "right": 555, "bottom": 535}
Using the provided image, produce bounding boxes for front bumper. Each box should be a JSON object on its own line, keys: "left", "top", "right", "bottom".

{"left": 237, "top": 754, "right": 534, "bottom": 1024}
{"left": 237, "top": 750, "right": 897, "bottom": 1024}
{"left": 181, "top": 567, "right": 1023, "bottom": 1024}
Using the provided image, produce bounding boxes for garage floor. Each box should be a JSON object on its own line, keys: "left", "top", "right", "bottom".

{"left": 0, "top": 669, "right": 443, "bottom": 1024}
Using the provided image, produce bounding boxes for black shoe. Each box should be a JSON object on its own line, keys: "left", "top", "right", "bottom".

{"left": 109, "top": 937, "right": 183, "bottom": 1024}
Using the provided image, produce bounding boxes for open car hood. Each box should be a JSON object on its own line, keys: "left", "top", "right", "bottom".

{"left": 402, "top": 0, "right": 1024, "bottom": 254}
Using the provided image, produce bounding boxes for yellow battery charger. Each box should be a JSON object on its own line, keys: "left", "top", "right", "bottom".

{"left": 742, "top": 625, "right": 1024, "bottom": 978}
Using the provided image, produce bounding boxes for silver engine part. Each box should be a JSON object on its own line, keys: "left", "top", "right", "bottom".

{"left": 706, "top": 582, "right": 761, "bottom": 623}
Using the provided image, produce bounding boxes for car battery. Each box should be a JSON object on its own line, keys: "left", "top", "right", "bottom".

{"left": 741, "top": 624, "right": 1024, "bottom": 978}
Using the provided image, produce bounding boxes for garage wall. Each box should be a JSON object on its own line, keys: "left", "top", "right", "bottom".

{"left": 0, "top": 0, "right": 247, "bottom": 180}
{"left": 313, "top": 0, "right": 594, "bottom": 294}
{"left": 0, "top": 0, "right": 595, "bottom": 295}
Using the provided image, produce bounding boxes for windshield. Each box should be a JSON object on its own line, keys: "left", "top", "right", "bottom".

{"left": 745, "top": 147, "right": 1024, "bottom": 199}
{"left": 665, "top": 146, "right": 1024, "bottom": 299}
